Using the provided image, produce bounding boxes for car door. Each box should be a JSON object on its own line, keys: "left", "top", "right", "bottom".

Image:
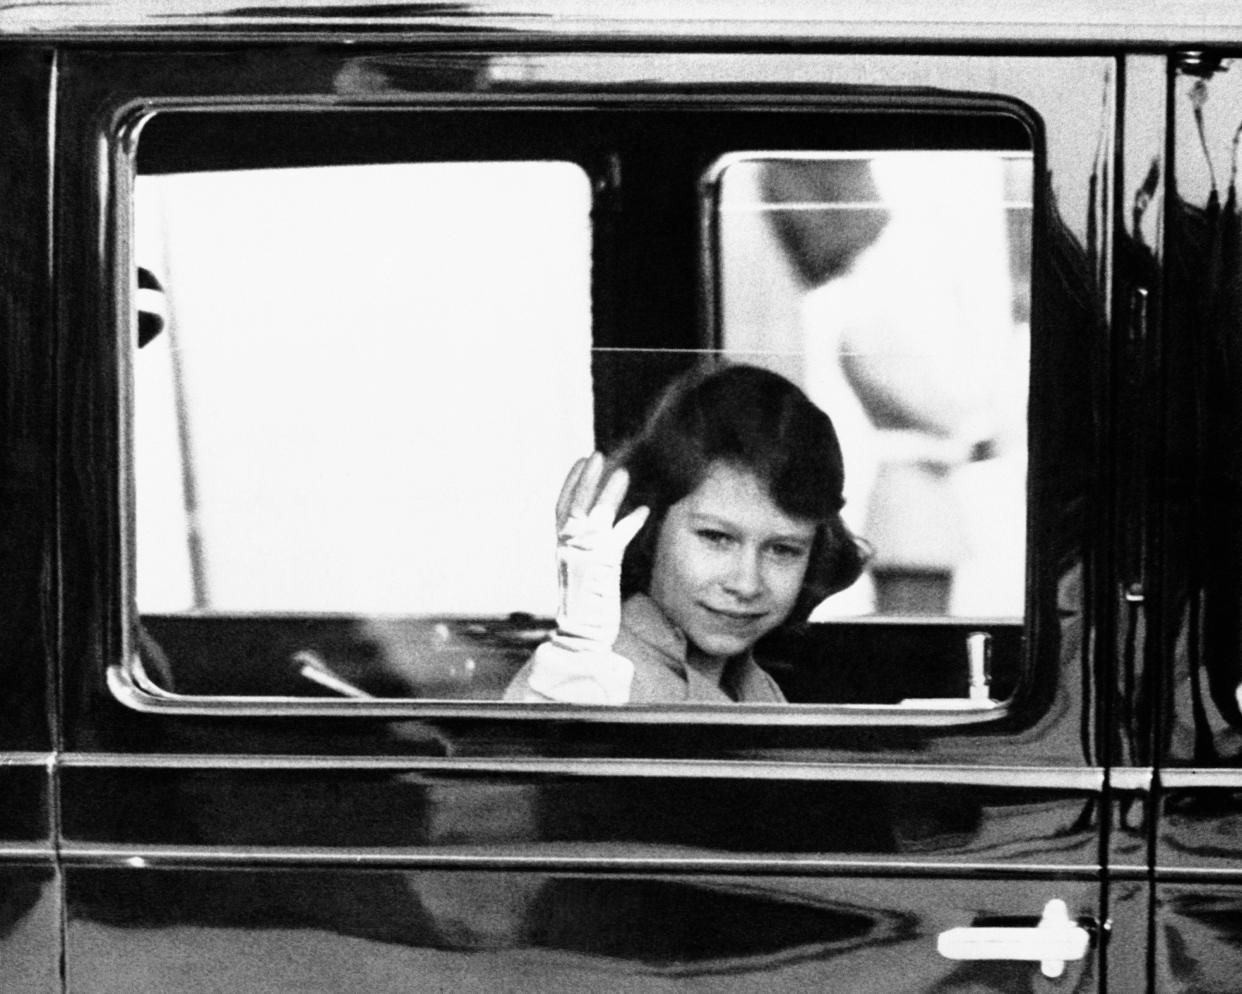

{"left": 52, "top": 40, "right": 1120, "bottom": 994}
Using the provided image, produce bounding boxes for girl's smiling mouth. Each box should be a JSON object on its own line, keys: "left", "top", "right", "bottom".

{"left": 701, "top": 604, "right": 767, "bottom": 623}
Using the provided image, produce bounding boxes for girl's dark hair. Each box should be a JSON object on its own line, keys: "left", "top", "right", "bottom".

{"left": 615, "top": 362, "right": 866, "bottom": 625}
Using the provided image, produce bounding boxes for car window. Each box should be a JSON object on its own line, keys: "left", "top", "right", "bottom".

{"left": 123, "top": 110, "right": 1031, "bottom": 717}
{"left": 714, "top": 150, "right": 1032, "bottom": 621}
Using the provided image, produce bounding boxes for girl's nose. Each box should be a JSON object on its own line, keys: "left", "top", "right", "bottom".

{"left": 722, "top": 547, "right": 764, "bottom": 600}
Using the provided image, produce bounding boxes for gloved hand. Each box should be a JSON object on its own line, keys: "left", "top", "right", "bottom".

{"left": 506, "top": 454, "right": 651, "bottom": 704}
{"left": 552, "top": 452, "right": 650, "bottom": 650}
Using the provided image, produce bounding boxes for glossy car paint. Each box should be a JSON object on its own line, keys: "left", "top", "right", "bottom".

{"left": 0, "top": 43, "right": 59, "bottom": 994}
{"left": 1150, "top": 48, "right": 1242, "bottom": 993}
{"left": 0, "top": 3, "right": 1240, "bottom": 993}
{"left": 63, "top": 872, "right": 1102, "bottom": 994}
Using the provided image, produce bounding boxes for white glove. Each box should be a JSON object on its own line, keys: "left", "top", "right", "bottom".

{"left": 508, "top": 453, "right": 651, "bottom": 704}
{"left": 551, "top": 453, "right": 649, "bottom": 649}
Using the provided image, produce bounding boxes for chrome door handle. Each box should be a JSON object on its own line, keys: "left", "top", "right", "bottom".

{"left": 937, "top": 899, "right": 1091, "bottom": 979}
{"left": 965, "top": 630, "right": 992, "bottom": 703}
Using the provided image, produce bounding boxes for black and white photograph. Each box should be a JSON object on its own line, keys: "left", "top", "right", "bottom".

{"left": 3, "top": 2, "right": 1242, "bottom": 991}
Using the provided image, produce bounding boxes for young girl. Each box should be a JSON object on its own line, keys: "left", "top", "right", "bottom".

{"left": 505, "top": 363, "right": 866, "bottom": 704}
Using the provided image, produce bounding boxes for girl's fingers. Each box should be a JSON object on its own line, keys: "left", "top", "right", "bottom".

{"left": 593, "top": 464, "right": 631, "bottom": 519}
{"left": 612, "top": 505, "right": 650, "bottom": 548}
{"left": 555, "top": 456, "right": 590, "bottom": 526}
{"left": 557, "top": 455, "right": 643, "bottom": 547}
{"left": 562, "top": 452, "right": 605, "bottom": 524}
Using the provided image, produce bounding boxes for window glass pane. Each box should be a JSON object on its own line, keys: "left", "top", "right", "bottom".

{"left": 134, "top": 161, "right": 594, "bottom": 620}
{"left": 716, "top": 151, "right": 1032, "bottom": 621}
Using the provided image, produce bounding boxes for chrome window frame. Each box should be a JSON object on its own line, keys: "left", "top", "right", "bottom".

{"left": 92, "top": 53, "right": 1074, "bottom": 729}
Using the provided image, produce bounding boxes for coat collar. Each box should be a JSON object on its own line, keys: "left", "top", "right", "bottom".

{"left": 620, "top": 593, "right": 780, "bottom": 702}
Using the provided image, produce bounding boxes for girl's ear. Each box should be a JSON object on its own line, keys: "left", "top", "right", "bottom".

{"left": 789, "top": 518, "right": 868, "bottom": 623}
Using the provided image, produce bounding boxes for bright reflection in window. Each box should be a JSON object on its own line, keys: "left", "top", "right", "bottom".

{"left": 716, "top": 151, "right": 1032, "bottom": 619}
{"left": 134, "top": 161, "right": 594, "bottom": 615}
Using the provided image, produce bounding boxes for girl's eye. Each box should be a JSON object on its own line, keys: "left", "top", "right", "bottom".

{"left": 697, "top": 529, "right": 734, "bottom": 548}
{"left": 770, "top": 543, "right": 809, "bottom": 562}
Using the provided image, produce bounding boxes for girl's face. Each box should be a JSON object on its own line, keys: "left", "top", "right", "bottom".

{"left": 648, "top": 461, "right": 817, "bottom": 658}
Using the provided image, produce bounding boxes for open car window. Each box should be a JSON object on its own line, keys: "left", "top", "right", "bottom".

{"left": 121, "top": 110, "right": 1033, "bottom": 720}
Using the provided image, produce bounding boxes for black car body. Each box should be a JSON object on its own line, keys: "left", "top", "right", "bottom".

{"left": 5, "top": 3, "right": 1242, "bottom": 991}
